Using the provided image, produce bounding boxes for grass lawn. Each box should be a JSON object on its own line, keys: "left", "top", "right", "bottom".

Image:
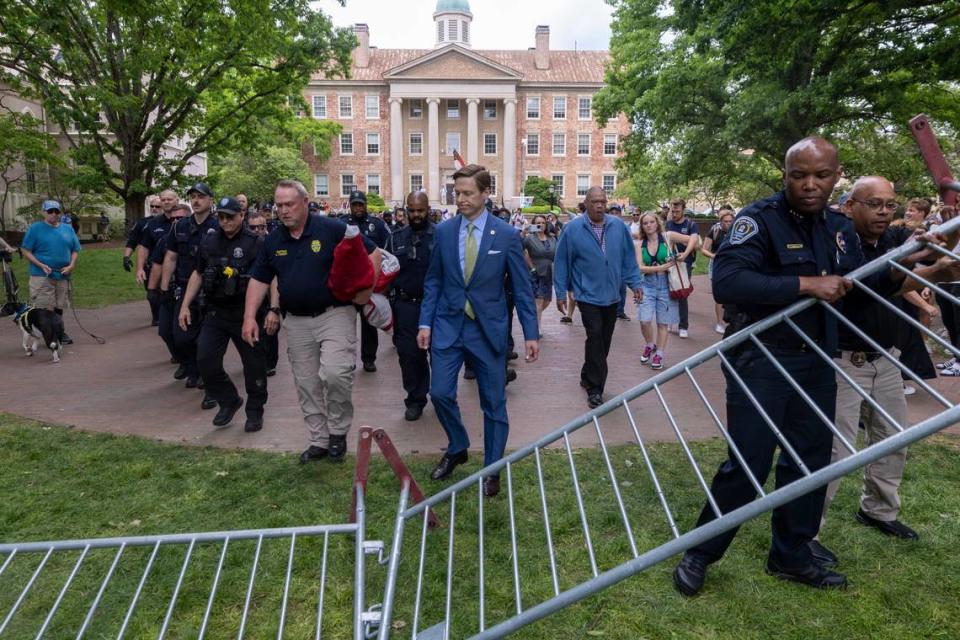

{"left": 2, "top": 415, "right": 959, "bottom": 638}
{"left": 8, "top": 246, "right": 145, "bottom": 309}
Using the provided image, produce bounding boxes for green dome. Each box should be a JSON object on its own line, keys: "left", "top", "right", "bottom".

{"left": 435, "top": 0, "right": 471, "bottom": 14}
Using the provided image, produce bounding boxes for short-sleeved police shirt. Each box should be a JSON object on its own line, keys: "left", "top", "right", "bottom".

{"left": 166, "top": 214, "right": 219, "bottom": 284}
{"left": 140, "top": 214, "right": 175, "bottom": 256}
{"left": 251, "top": 215, "right": 375, "bottom": 316}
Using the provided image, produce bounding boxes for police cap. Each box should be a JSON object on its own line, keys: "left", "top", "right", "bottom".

{"left": 186, "top": 182, "right": 214, "bottom": 198}
{"left": 216, "top": 196, "right": 243, "bottom": 215}
{"left": 349, "top": 190, "right": 367, "bottom": 205}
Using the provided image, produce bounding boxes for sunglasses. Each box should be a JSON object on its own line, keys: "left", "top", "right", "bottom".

{"left": 248, "top": 224, "right": 266, "bottom": 230}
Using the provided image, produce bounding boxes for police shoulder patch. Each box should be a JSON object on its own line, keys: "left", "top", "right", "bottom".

{"left": 729, "top": 216, "right": 759, "bottom": 245}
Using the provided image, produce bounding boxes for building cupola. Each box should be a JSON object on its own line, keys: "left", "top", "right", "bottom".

{"left": 434, "top": 0, "right": 472, "bottom": 48}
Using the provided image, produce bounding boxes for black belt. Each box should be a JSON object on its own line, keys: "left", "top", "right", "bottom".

{"left": 396, "top": 291, "right": 422, "bottom": 303}
{"left": 289, "top": 307, "right": 329, "bottom": 318}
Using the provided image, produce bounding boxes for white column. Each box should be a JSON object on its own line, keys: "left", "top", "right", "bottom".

{"left": 502, "top": 98, "right": 517, "bottom": 203}
{"left": 389, "top": 97, "right": 403, "bottom": 203}
{"left": 426, "top": 97, "right": 441, "bottom": 203}
{"left": 466, "top": 98, "right": 479, "bottom": 165}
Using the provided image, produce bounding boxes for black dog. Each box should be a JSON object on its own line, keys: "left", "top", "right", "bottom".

{"left": 1, "top": 302, "right": 64, "bottom": 362}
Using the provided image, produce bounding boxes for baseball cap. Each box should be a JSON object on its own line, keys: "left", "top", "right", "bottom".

{"left": 42, "top": 200, "right": 62, "bottom": 212}
{"left": 186, "top": 182, "right": 214, "bottom": 198}
{"left": 349, "top": 190, "right": 367, "bottom": 204}
{"left": 216, "top": 196, "right": 243, "bottom": 215}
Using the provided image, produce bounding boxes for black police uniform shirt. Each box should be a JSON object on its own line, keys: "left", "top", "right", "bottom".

{"left": 713, "top": 191, "right": 872, "bottom": 353}
{"left": 387, "top": 222, "right": 436, "bottom": 299}
{"left": 166, "top": 214, "right": 219, "bottom": 285}
{"left": 251, "top": 214, "right": 375, "bottom": 317}
{"left": 340, "top": 212, "right": 390, "bottom": 249}
{"left": 195, "top": 227, "right": 264, "bottom": 309}
{"left": 125, "top": 216, "right": 150, "bottom": 251}
{"left": 139, "top": 215, "right": 176, "bottom": 262}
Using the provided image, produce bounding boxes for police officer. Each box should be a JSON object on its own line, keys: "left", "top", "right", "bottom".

{"left": 125, "top": 196, "right": 160, "bottom": 323}
{"left": 146, "top": 203, "right": 189, "bottom": 370}
{"left": 387, "top": 191, "right": 435, "bottom": 421}
{"left": 139, "top": 190, "right": 182, "bottom": 366}
{"left": 245, "top": 209, "right": 280, "bottom": 376}
{"left": 672, "top": 138, "right": 912, "bottom": 596}
{"left": 341, "top": 190, "right": 390, "bottom": 372}
{"left": 178, "top": 197, "right": 269, "bottom": 431}
{"left": 160, "top": 182, "right": 219, "bottom": 408}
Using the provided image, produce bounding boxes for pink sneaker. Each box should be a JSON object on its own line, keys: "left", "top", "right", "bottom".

{"left": 651, "top": 354, "right": 663, "bottom": 370}
{"left": 641, "top": 344, "right": 656, "bottom": 364}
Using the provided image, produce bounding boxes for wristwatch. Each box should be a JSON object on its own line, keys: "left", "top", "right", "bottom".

{"left": 267, "top": 306, "right": 281, "bottom": 314}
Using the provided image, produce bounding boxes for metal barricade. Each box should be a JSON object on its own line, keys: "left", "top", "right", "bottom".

{"left": 0, "top": 485, "right": 383, "bottom": 639}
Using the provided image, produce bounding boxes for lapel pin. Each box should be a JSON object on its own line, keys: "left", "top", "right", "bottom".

{"left": 490, "top": 229, "right": 496, "bottom": 235}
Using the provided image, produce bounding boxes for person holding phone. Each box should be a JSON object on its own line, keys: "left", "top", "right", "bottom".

{"left": 523, "top": 214, "right": 556, "bottom": 335}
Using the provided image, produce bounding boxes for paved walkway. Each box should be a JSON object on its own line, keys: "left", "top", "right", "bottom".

{"left": 1, "top": 276, "right": 957, "bottom": 455}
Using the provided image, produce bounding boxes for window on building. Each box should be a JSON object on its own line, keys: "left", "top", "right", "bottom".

{"left": 489, "top": 174, "right": 497, "bottom": 196}
{"left": 367, "top": 174, "right": 381, "bottom": 196}
{"left": 312, "top": 95, "right": 327, "bottom": 118}
{"left": 577, "top": 133, "right": 590, "bottom": 156}
{"left": 437, "top": 21, "right": 444, "bottom": 43}
{"left": 409, "top": 132, "right": 423, "bottom": 155}
{"left": 366, "top": 133, "right": 380, "bottom": 155}
{"left": 410, "top": 174, "right": 424, "bottom": 192}
{"left": 552, "top": 174, "right": 565, "bottom": 197}
{"left": 409, "top": 99, "right": 423, "bottom": 119}
{"left": 340, "top": 132, "right": 353, "bottom": 155}
{"left": 314, "top": 174, "right": 329, "bottom": 197}
{"left": 483, "top": 100, "right": 497, "bottom": 119}
{"left": 446, "top": 132, "right": 460, "bottom": 155}
{"left": 553, "top": 96, "right": 566, "bottom": 119}
{"left": 526, "top": 96, "right": 540, "bottom": 119}
{"left": 602, "top": 175, "right": 616, "bottom": 195}
{"left": 339, "top": 95, "right": 352, "bottom": 118}
{"left": 462, "top": 20, "right": 470, "bottom": 43}
{"left": 365, "top": 95, "right": 379, "bottom": 119}
{"left": 576, "top": 174, "right": 590, "bottom": 197}
{"left": 341, "top": 174, "right": 355, "bottom": 196}
{"left": 578, "top": 96, "right": 592, "bottom": 120}
{"left": 526, "top": 133, "right": 539, "bottom": 155}
{"left": 447, "top": 99, "right": 460, "bottom": 119}
{"left": 603, "top": 134, "right": 618, "bottom": 156}
{"left": 484, "top": 133, "right": 497, "bottom": 155}
{"left": 448, "top": 19, "right": 458, "bottom": 40}
{"left": 552, "top": 132, "right": 565, "bottom": 156}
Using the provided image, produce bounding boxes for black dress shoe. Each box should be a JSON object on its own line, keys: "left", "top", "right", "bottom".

{"left": 60, "top": 333, "right": 74, "bottom": 345}
{"left": 617, "top": 312, "right": 630, "bottom": 321}
{"left": 404, "top": 405, "right": 423, "bottom": 421}
{"left": 587, "top": 393, "right": 603, "bottom": 408}
{"left": 266, "top": 368, "right": 277, "bottom": 377}
{"left": 173, "top": 365, "right": 188, "bottom": 380}
{"left": 807, "top": 539, "right": 838, "bottom": 568}
{"left": 505, "top": 368, "right": 517, "bottom": 385}
{"left": 299, "top": 445, "right": 328, "bottom": 464}
{"left": 212, "top": 398, "right": 243, "bottom": 427}
{"left": 363, "top": 361, "right": 377, "bottom": 373}
{"left": 507, "top": 351, "right": 519, "bottom": 361}
{"left": 328, "top": 434, "right": 347, "bottom": 462}
{"left": 483, "top": 475, "right": 500, "bottom": 498}
{"left": 244, "top": 416, "right": 263, "bottom": 432}
{"left": 856, "top": 510, "right": 919, "bottom": 540}
{"left": 201, "top": 395, "right": 217, "bottom": 410}
{"left": 185, "top": 376, "right": 200, "bottom": 389}
{"left": 464, "top": 367, "right": 476, "bottom": 380}
{"left": 766, "top": 558, "right": 847, "bottom": 589}
{"left": 431, "top": 450, "right": 468, "bottom": 480}
{"left": 673, "top": 552, "right": 708, "bottom": 596}
{"left": 560, "top": 316, "right": 572, "bottom": 324}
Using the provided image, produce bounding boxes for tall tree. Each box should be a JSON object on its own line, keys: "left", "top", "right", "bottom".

{"left": 0, "top": 0, "right": 355, "bottom": 223}
{"left": 0, "top": 106, "right": 64, "bottom": 233}
{"left": 595, "top": 0, "right": 960, "bottom": 203}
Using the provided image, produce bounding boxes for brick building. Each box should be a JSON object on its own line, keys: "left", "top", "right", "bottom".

{"left": 303, "top": 0, "right": 628, "bottom": 209}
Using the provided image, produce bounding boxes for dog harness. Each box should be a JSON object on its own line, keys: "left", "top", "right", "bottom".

{"left": 13, "top": 304, "right": 33, "bottom": 333}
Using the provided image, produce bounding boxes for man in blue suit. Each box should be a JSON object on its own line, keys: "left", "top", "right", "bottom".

{"left": 417, "top": 164, "right": 540, "bottom": 497}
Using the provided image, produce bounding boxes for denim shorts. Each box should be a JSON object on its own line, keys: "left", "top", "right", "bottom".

{"left": 638, "top": 273, "right": 679, "bottom": 325}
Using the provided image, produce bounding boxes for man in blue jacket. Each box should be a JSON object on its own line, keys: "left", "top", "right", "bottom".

{"left": 554, "top": 187, "right": 642, "bottom": 408}
{"left": 417, "top": 164, "right": 539, "bottom": 497}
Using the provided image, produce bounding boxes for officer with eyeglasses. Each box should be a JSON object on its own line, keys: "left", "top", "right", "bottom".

{"left": 386, "top": 191, "right": 435, "bottom": 420}
{"left": 245, "top": 210, "right": 280, "bottom": 376}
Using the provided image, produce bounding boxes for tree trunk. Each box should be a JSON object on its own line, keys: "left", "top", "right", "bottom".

{"left": 124, "top": 192, "right": 146, "bottom": 228}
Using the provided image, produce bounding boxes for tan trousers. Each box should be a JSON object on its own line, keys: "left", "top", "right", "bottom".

{"left": 29, "top": 275, "right": 69, "bottom": 310}
{"left": 284, "top": 306, "right": 358, "bottom": 448}
{"left": 821, "top": 352, "right": 907, "bottom": 529}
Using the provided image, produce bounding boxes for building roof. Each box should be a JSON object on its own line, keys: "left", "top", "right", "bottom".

{"left": 435, "top": 0, "right": 472, "bottom": 14}
{"left": 316, "top": 47, "right": 610, "bottom": 85}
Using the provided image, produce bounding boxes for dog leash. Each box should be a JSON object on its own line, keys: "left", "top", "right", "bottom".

{"left": 65, "top": 278, "right": 106, "bottom": 344}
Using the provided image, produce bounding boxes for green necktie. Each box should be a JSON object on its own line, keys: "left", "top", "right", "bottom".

{"left": 464, "top": 222, "right": 477, "bottom": 319}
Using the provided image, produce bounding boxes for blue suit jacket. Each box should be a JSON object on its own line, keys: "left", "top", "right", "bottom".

{"left": 420, "top": 211, "right": 539, "bottom": 353}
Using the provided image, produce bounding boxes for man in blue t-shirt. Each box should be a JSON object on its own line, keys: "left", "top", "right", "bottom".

{"left": 665, "top": 198, "right": 700, "bottom": 338}
{"left": 20, "top": 200, "right": 81, "bottom": 343}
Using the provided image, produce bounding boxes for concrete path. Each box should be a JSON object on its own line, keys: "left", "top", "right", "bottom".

{"left": 1, "top": 276, "right": 957, "bottom": 455}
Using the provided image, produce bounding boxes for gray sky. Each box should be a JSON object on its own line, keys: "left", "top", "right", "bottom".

{"left": 316, "top": 0, "right": 614, "bottom": 51}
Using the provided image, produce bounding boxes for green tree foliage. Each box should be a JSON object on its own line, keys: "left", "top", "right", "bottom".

{"left": 0, "top": 0, "right": 355, "bottom": 222}
{"left": 0, "top": 108, "right": 64, "bottom": 232}
{"left": 216, "top": 147, "right": 311, "bottom": 203}
{"left": 523, "top": 176, "right": 561, "bottom": 208}
{"left": 595, "top": 0, "right": 960, "bottom": 205}
{"left": 365, "top": 192, "right": 386, "bottom": 210}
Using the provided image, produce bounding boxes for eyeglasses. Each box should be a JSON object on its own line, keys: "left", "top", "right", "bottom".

{"left": 248, "top": 224, "right": 266, "bottom": 230}
{"left": 849, "top": 198, "right": 899, "bottom": 212}
{"left": 149, "top": 205, "right": 162, "bottom": 210}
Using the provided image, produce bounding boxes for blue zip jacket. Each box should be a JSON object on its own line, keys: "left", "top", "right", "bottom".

{"left": 553, "top": 214, "right": 641, "bottom": 306}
